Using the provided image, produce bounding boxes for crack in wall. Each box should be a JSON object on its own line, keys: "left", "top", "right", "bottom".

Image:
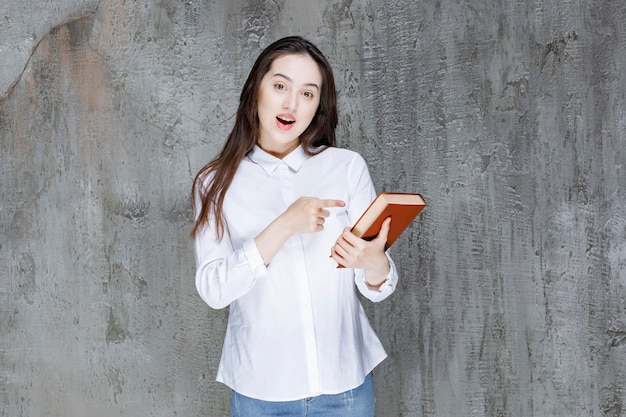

{"left": 0, "top": 10, "right": 100, "bottom": 101}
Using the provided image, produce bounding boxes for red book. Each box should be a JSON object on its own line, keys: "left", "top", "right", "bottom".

{"left": 351, "top": 192, "right": 427, "bottom": 249}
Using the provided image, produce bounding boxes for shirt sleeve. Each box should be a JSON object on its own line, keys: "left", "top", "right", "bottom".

{"left": 193, "top": 180, "right": 268, "bottom": 310}
{"left": 345, "top": 152, "right": 399, "bottom": 302}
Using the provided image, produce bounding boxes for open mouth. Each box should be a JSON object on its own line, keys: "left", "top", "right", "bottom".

{"left": 276, "top": 116, "right": 295, "bottom": 125}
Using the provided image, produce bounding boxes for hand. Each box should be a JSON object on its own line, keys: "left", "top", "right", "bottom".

{"left": 281, "top": 197, "right": 345, "bottom": 235}
{"left": 331, "top": 217, "right": 391, "bottom": 286}
{"left": 255, "top": 197, "right": 344, "bottom": 265}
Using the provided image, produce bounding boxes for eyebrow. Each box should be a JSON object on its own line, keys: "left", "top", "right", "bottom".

{"left": 272, "top": 73, "right": 320, "bottom": 90}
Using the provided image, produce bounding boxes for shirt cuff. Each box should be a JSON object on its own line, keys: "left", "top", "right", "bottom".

{"left": 365, "top": 276, "right": 394, "bottom": 292}
{"left": 242, "top": 238, "right": 268, "bottom": 278}
{"left": 355, "top": 252, "right": 397, "bottom": 302}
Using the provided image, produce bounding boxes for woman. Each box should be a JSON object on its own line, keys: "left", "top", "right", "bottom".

{"left": 192, "top": 36, "right": 398, "bottom": 417}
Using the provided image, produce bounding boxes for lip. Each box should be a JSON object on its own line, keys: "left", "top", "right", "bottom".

{"left": 276, "top": 113, "right": 296, "bottom": 130}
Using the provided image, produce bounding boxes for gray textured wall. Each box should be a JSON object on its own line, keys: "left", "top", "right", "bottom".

{"left": 1, "top": 0, "right": 625, "bottom": 416}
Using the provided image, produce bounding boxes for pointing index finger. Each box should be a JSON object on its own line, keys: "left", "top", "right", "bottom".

{"left": 318, "top": 199, "right": 346, "bottom": 208}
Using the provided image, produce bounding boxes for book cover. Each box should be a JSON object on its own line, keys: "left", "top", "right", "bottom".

{"left": 351, "top": 192, "right": 427, "bottom": 250}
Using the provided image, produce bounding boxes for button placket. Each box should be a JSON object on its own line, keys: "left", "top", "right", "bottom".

{"left": 276, "top": 161, "right": 321, "bottom": 392}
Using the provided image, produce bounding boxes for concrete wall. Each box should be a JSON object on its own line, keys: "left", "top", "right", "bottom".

{"left": 1, "top": 0, "right": 625, "bottom": 416}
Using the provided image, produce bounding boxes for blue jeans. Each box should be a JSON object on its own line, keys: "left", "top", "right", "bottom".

{"left": 231, "top": 373, "right": 375, "bottom": 417}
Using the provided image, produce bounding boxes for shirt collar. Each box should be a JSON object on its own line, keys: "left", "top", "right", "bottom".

{"left": 248, "top": 144, "right": 310, "bottom": 174}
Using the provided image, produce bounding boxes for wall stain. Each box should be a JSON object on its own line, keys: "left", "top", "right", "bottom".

{"left": 154, "top": 0, "right": 173, "bottom": 37}
{"left": 105, "top": 308, "right": 128, "bottom": 344}
{"left": 0, "top": 12, "right": 96, "bottom": 100}
{"left": 238, "top": 0, "right": 284, "bottom": 46}
{"left": 539, "top": 31, "right": 579, "bottom": 73}
{"left": 601, "top": 385, "right": 623, "bottom": 417}
{"left": 322, "top": 0, "right": 356, "bottom": 34}
{"left": 17, "top": 253, "right": 37, "bottom": 305}
{"left": 113, "top": 196, "right": 151, "bottom": 220}
{"left": 104, "top": 261, "right": 149, "bottom": 299}
{"left": 108, "top": 367, "right": 124, "bottom": 404}
{"left": 607, "top": 328, "right": 626, "bottom": 348}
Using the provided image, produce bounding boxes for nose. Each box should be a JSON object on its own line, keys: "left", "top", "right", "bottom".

{"left": 282, "top": 92, "right": 297, "bottom": 112}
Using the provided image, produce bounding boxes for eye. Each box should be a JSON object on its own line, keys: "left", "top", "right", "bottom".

{"left": 303, "top": 91, "right": 315, "bottom": 99}
{"left": 274, "top": 83, "right": 286, "bottom": 91}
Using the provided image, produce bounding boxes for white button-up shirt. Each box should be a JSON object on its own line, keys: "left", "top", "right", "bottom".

{"left": 194, "top": 145, "right": 398, "bottom": 401}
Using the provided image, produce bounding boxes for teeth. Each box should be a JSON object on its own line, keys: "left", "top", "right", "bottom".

{"left": 277, "top": 116, "right": 295, "bottom": 124}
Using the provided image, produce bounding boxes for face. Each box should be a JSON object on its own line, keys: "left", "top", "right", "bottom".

{"left": 256, "top": 53, "right": 322, "bottom": 158}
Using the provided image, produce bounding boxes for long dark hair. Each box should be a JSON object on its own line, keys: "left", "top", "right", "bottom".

{"left": 191, "top": 36, "right": 338, "bottom": 239}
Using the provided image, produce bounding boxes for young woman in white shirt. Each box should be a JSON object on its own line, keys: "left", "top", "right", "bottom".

{"left": 192, "top": 36, "right": 399, "bottom": 417}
